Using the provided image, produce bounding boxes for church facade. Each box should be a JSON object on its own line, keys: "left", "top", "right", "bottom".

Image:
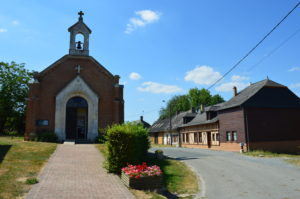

{"left": 25, "top": 12, "right": 124, "bottom": 142}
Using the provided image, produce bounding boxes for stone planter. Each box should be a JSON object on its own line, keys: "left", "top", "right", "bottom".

{"left": 121, "top": 171, "right": 163, "bottom": 190}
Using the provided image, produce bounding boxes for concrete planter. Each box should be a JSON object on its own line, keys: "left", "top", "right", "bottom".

{"left": 121, "top": 171, "right": 163, "bottom": 190}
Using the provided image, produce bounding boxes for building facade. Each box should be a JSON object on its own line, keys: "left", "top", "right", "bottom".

{"left": 150, "top": 79, "right": 300, "bottom": 152}
{"left": 25, "top": 12, "right": 124, "bottom": 142}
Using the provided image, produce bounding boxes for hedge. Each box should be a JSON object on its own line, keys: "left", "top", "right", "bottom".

{"left": 106, "top": 123, "right": 150, "bottom": 174}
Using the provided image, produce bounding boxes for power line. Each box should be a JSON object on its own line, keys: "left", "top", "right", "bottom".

{"left": 207, "top": 1, "right": 300, "bottom": 90}
{"left": 246, "top": 27, "right": 300, "bottom": 72}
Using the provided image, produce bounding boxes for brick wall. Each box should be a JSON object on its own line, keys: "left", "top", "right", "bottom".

{"left": 25, "top": 55, "right": 124, "bottom": 139}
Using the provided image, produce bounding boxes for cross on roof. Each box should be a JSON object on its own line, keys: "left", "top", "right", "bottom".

{"left": 75, "top": 64, "right": 82, "bottom": 74}
{"left": 78, "top": 11, "right": 84, "bottom": 19}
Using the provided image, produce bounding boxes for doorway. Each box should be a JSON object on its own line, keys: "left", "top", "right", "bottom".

{"left": 207, "top": 132, "right": 212, "bottom": 148}
{"left": 65, "top": 97, "right": 88, "bottom": 140}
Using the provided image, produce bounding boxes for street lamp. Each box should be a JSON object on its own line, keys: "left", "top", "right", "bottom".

{"left": 162, "top": 100, "right": 172, "bottom": 146}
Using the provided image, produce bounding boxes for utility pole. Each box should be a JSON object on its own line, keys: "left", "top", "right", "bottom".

{"left": 163, "top": 100, "right": 172, "bottom": 146}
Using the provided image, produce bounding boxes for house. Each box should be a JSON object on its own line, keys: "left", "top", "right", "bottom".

{"left": 151, "top": 79, "right": 300, "bottom": 152}
{"left": 149, "top": 109, "right": 197, "bottom": 145}
{"left": 25, "top": 12, "right": 124, "bottom": 142}
{"left": 132, "top": 116, "right": 151, "bottom": 129}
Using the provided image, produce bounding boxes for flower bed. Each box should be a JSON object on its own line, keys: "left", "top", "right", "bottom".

{"left": 121, "top": 163, "right": 163, "bottom": 190}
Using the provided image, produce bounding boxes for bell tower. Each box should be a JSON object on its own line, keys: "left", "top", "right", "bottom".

{"left": 68, "top": 11, "right": 92, "bottom": 56}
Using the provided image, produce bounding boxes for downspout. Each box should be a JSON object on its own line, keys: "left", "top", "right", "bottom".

{"left": 244, "top": 107, "right": 250, "bottom": 151}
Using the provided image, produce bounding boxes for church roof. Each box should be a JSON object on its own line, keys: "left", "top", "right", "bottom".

{"left": 68, "top": 20, "right": 92, "bottom": 33}
{"left": 36, "top": 55, "right": 116, "bottom": 81}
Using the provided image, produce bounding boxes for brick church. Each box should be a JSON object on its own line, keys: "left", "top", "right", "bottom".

{"left": 25, "top": 11, "right": 124, "bottom": 142}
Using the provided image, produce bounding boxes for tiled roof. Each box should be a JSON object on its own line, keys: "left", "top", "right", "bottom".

{"left": 149, "top": 110, "right": 197, "bottom": 132}
{"left": 218, "top": 79, "right": 286, "bottom": 110}
{"left": 181, "top": 112, "right": 218, "bottom": 127}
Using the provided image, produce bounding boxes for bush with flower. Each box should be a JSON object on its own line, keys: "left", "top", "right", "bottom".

{"left": 121, "top": 162, "right": 163, "bottom": 179}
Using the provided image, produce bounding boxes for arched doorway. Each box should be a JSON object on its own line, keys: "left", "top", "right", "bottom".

{"left": 65, "top": 96, "right": 88, "bottom": 140}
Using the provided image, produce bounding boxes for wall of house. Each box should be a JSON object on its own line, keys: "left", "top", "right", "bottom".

{"left": 182, "top": 142, "right": 244, "bottom": 152}
{"left": 250, "top": 141, "right": 300, "bottom": 153}
{"left": 218, "top": 107, "right": 247, "bottom": 144}
{"left": 246, "top": 107, "right": 300, "bottom": 142}
{"left": 245, "top": 107, "right": 300, "bottom": 152}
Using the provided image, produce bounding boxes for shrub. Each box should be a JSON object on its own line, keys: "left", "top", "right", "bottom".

{"left": 26, "top": 178, "right": 39, "bottom": 184}
{"left": 106, "top": 123, "right": 150, "bottom": 174}
{"left": 36, "top": 130, "right": 58, "bottom": 143}
{"left": 95, "top": 131, "right": 106, "bottom": 143}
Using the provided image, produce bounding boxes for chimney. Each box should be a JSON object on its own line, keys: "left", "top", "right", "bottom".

{"left": 140, "top": 116, "right": 143, "bottom": 122}
{"left": 233, "top": 86, "right": 237, "bottom": 97}
{"left": 200, "top": 104, "right": 205, "bottom": 113}
{"left": 191, "top": 107, "right": 195, "bottom": 113}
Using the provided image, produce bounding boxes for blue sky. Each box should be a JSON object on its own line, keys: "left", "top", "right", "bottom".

{"left": 1, "top": 0, "right": 300, "bottom": 124}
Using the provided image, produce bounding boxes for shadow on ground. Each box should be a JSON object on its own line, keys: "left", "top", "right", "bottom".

{"left": 0, "top": 145, "right": 12, "bottom": 163}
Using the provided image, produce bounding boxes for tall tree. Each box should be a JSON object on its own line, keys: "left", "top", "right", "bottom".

{"left": 159, "top": 95, "right": 190, "bottom": 119}
{"left": 0, "top": 62, "right": 32, "bottom": 133}
{"left": 159, "top": 88, "right": 225, "bottom": 119}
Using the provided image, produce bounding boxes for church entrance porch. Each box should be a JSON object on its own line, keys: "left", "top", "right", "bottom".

{"left": 65, "top": 97, "right": 88, "bottom": 140}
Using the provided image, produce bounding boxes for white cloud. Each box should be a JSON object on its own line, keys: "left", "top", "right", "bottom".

{"left": 288, "top": 67, "right": 300, "bottom": 72}
{"left": 215, "top": 81, "right": 250, "bottom": 92}
{"left": 125, "top": 10, "right": 161, "bottom": 34}
{"left": 129, "top": 72, "right": 141, "bottom": 80}
{"left": 231, "top": 75, "right": 249, "bottom": 81}
{"left": 137, "top": 81, "right": 182, "bottom": 94}
{"left": 12, "top": 20, "right": 19, "bottom": 25}
{"left": 289, "top": 83, "right": 300, "bottom": 88}
{"left": 215, "top": 74, "right": 250, "bottom": 92}
{"left": 0, "top": 28, "right": 8, "bottom": 33}
{"left": 184, "top": 65, "right": 222, "bottom": 85}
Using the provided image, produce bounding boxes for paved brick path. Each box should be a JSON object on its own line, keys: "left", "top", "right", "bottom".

{"left": 26, "top": 144, "right": 134, "bottom": 199}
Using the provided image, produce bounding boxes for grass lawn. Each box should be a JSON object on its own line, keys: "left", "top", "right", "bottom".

{"left": 245, "top": 150, "right": 300, "bottom": 167}
{"left": 0, "top": 136, "right": 57, "bottom": 199}
{"left": 95, "top": 144, "right": 199, "bottom": 199}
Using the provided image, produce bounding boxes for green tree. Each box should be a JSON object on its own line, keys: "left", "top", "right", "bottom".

{"left": 159, "top": 88, "right": 225, "bottom": 119}
{"left": 0, "top": 62, "right": 32, "bottom": 134}
{"left": 159, "top": 95, "right": 190, "bottom": 119}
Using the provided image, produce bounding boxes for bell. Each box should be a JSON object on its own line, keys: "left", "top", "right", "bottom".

{"left": 76, "top": 41, "right": 82, "bottom": 49}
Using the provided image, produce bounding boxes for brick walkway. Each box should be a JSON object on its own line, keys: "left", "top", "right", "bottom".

{"left": 26, "top": 144, "right": 134, "bottom": 199}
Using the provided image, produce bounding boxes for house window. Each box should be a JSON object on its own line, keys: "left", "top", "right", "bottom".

{"left": 232, "top": 131, "right": 237, "bottom": 141}
{"left": 186, "top": 133, "right": 189, "bottom": 143}
{"left": 194, "top": 133, "right": 198, "bottom": 143}
{"left": 226, "top": 131, "right": 231, "bottom": 141}
{"left": 182, "top": 134, "right": 185, "bottom": 143}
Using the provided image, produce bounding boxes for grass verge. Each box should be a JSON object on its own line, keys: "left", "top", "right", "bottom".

{"left": 245, "top": 150, "right": 300, "bottom": 167}
{"left": 95, "top": 144, "right": 199, "bottom": 199}
{"left": 0, "top": 136, "right": 57, "bottom": 199}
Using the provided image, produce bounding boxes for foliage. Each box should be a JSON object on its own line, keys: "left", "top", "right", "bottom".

{"left": 95, "top": 131, "right": 106, "bottom": 143}
{"left": 155, "top": 150, "right": 163, "bottom": 154}
{"left": 106, "top": 122, "right": 150, "bottom": 174}
{"left": 0, "top": 61, "right": 32, "bottom": 134}
{"left": 159, "top": 88, "right": 225, "bottom": 119}
{"left": 35, "top": 131, "right": 58, "bottom": 143}
{"left": 122, "top": 162, "right": 162, "bottom": 178}
{"left": 25, "top": 178, "right": 39, "bottom": 184}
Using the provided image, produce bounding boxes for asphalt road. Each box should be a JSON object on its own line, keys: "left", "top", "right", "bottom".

{"left": 150, "top": 147, "right": 300, "bottom": 199}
